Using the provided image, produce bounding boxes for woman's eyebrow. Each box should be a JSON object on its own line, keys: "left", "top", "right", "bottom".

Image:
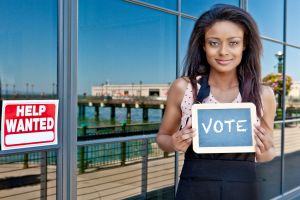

{"left": 228, "top": 37, "right": 242, "bottom": 40}
{"left": 206, "top": 37, "right": 242, "bottom": 40}
{"left": 206, "top": 37, "right": 220, "bottom": 40}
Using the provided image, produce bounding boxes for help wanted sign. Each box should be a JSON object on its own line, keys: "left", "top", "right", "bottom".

{"left": 1, "top": 100, "right": 59, "bottom": 150}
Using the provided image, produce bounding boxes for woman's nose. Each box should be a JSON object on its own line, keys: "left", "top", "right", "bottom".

{"left": 219, "top": 44, "right": 229, "bottom": 56}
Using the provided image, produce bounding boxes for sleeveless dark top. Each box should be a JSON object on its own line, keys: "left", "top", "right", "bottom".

{"left": 184, "top": 76, "right": 255, "bottom": 162}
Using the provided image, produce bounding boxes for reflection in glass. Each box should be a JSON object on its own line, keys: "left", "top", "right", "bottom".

{"left": 0, "top": 0, "right": 57, "bottom": 100}
{"left": 287, "top": 0, "right": 300, "bottom": 45}
{"left": 78, "top": 0, "right": 176, "bottom": 130}
{"left": 77, "top": 139, "right": 173, "bottom": 199}
{"left": 182, "top": 0, "right": 239, "bottom": 17}
{"left": 0, "top": 1, "right": 57, "bottom": 198}
{"left": 138, "top": 0, "right": 177, "bottom": 10}
{"left": 180, "top": 18, "right": 195, "bottom": 73}
{"left": 256, "top": 123, "right": 282, "bottom": 199}
{"left": 0, "top": 151, "right": 57, "bottom": 199}
{"left": 284, "top": 121, "right": 300, "bottom": 193}
{"left": 248, "top": 0, "right": 283, "bottom": 40}
{"left": 284, "top": 47, "right": 300, "bottom": 193}
{"left": 78, "top": 1, "right": 176, "bottom": 197}
{"left": 260, "top": 41, "right": 283, "bottom": 78}
{"left": 286, "top": 47, "right": 300, "bottom": 107}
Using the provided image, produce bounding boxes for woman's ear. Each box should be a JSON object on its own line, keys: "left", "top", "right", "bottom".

{"left": 203, "top": 45, "right": 206, "bottom": 52}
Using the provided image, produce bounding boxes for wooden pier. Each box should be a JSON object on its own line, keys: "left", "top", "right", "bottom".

{"left": 78, "top": 97, "right": 166, "bottom": 121}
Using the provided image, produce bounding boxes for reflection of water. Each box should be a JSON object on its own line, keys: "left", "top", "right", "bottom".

{"left": 77, "top": 107, "right": 162, "bottom": 167}
{"left": 78, "top": 107, "right": 162, "bottom": 127}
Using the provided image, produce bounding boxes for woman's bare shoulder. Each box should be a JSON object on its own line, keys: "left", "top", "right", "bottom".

{"left": 170, "top": 77, "right": 190, "bottom": 91}
{"left": 261, "top": 85, "right": 275, "bottom": 100}
{"left": 167, "top": 77, "right": 190, "bottom": 104}
{"left": 260, "top": 85, "right": 276, "bottom": 114}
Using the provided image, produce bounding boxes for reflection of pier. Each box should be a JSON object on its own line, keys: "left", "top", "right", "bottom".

{"left": 78, "top": 97, "right": 166, "bottom": 121}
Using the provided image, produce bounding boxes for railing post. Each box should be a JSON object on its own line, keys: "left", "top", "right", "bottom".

{"left": 79, "top": 125, "right": 87, "bottom": 174}
{"left": 23, "top": 153, "right": 29, "bottom": 169}
{"left": 163, "top": 151, "right": 169, "bottom": 158}
{"left": 121, "top": 122, "right": 127, "bottom": 166}
{"left": 141, "top": 138, "right": 148, "bottom": 199}
{"left": 175, "top": 151, "right": 179, "bottom": 197}
{"left": 41, "top": 151, "right": 47, "bottom": 200}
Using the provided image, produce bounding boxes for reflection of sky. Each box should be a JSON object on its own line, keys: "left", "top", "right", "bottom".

{"left": 0, "top": 0, "right": 299, "bottom": 95}
{"left": 248, "top": 0, "right": 284, "bottom": 40}
{"left": 0, "top": 0, "right": 57, "bottom": 94}
{"left": 182, "top": 0, "right": 239, "bottom": 17}
{"left": 78, "top": 0, "right": 176, "bottom": 95}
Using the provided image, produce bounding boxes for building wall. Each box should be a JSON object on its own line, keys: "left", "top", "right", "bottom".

{"left": 91, "top": 84, "right": 170, "bottom": 98}
{"left": 289, "top": 81, "right": 300, "bottom": 98}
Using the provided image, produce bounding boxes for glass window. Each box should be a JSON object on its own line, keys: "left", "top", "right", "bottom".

{"left": 284, "top": 46, "right": 300, "bottom": 192}
{"left": 286, "top": 47, "right": 300, "bottom": 106}
{"left": 76, "top": 139, "right": 175, "bottom": 199}
{"left": 78, "top": 1, "right": 176, "bottom": 198}
{"left": 0, "top": 0, "right": 58, "bottom": 99}
{"left": 284, "top": 120, "right": 300, "bottom": 192}
{"left": 182, "top": 0, "right": 239, "bottom": 17}
{"left": 261, "top": 40, "right": 284, "bottom": 79}
{"left": 248, "top": 0, "right": 283, "bottom": 41}
{"left": 261, "top": 40, "right": 283, "bottom": 117}
{"left": 0, "top": 1, "right": 57, "bottom": 198}
{"left": 180, "top": 18, "right": 195, "bottom": 74}
{"left": 78, "top": 0, "right": 176, "bottom": 127}
{"left": 138, "top": 0, "right": 177, "bottom": 10}
{"left": 287, "top": 0, "right": 300, "bottom": 46}
{"left": 284, "top": 122, "right": 300, "bottom": 193}
{"left": 0, "top": 151, "right": 57, "bottom": 199}
{"left": 256, "top": 124, "right": 282, "bottom": 199}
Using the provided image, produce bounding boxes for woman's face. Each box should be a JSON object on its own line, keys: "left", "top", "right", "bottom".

{"left": 203, "top": 20, "right": 245, "bottom": 74}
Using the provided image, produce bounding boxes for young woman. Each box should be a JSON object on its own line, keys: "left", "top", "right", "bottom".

{"left": 156, "top": 4, "right": 276, "bottom": 200}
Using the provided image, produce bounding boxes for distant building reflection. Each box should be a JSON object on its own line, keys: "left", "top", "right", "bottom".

{"left": 92, "top": 83, "right": 170, "bottom": 100}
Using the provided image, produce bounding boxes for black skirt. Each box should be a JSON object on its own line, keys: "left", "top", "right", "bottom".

{"left": 176, "top": 159, "right": 259, "bottom": 200}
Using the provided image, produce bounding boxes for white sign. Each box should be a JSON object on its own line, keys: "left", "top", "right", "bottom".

{"left": 192, "top": 103, "right": 256, "bottom": 154}
{"left": 1, "top": 100, "right": 59, "bottom": 150}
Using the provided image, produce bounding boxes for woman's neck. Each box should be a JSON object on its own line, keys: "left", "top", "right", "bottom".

{"left": 208, "top": 70, "right": 239, "bottom": 91}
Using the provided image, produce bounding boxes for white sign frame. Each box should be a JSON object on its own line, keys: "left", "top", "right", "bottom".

{"left": 192, "top": 103, "right": 257, "bottom": 154}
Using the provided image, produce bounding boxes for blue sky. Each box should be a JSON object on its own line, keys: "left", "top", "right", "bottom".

{"left": 0, "top": 0, "right": 299, "bottom": 95}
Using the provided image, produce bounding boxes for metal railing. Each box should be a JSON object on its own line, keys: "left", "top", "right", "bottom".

{"left": 76, "top": 134, "right": 176, "bottom": 200}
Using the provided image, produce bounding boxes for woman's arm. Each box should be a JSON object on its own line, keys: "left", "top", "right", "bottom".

{"left": 156, "top": 78, "right": 196, "bottom": 153}
{"left": 255, "top": 85, "right": 277, "bottom": 162}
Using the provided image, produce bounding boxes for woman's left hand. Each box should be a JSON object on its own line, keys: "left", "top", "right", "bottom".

{"left": 254, "top": 124, "right": 274, "bottom": 155}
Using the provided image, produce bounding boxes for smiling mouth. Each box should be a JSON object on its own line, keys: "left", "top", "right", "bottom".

{"left": 215, "top": 59, "right": 233, "bottom": 65}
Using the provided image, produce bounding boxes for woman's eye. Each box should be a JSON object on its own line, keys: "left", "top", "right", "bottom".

{"left": 230, "top": 41, "right": 239, "bottom": 46}
{"left": 209, "top": 41, "right": 219, "bottom": 46}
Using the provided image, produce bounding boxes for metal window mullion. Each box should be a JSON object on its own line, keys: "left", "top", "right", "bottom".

{"left": 240, "top": 0, "right": 247, "bottom": 10}
{"left": 56, "top": 0, "right": 63, "bottom": 199}
{"left": 174, "top": 0, "right": 181, "bottom": 196}
{"left": 280, "top": 0, "right": 287, "bottom": 195}
{"left": 124, "top": 0, "right": 179, "bottom": 16}
{"left": 57, "top": 0, "right": 78, "bottom": 199}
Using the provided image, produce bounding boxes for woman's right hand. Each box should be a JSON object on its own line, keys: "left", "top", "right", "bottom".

{"left": 171, "top": 118, "right": 196, "bottom": 152}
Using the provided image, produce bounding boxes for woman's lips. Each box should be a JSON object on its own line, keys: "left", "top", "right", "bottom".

{"left": 215, "top": 59, "right": 232, "bottom": 65}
